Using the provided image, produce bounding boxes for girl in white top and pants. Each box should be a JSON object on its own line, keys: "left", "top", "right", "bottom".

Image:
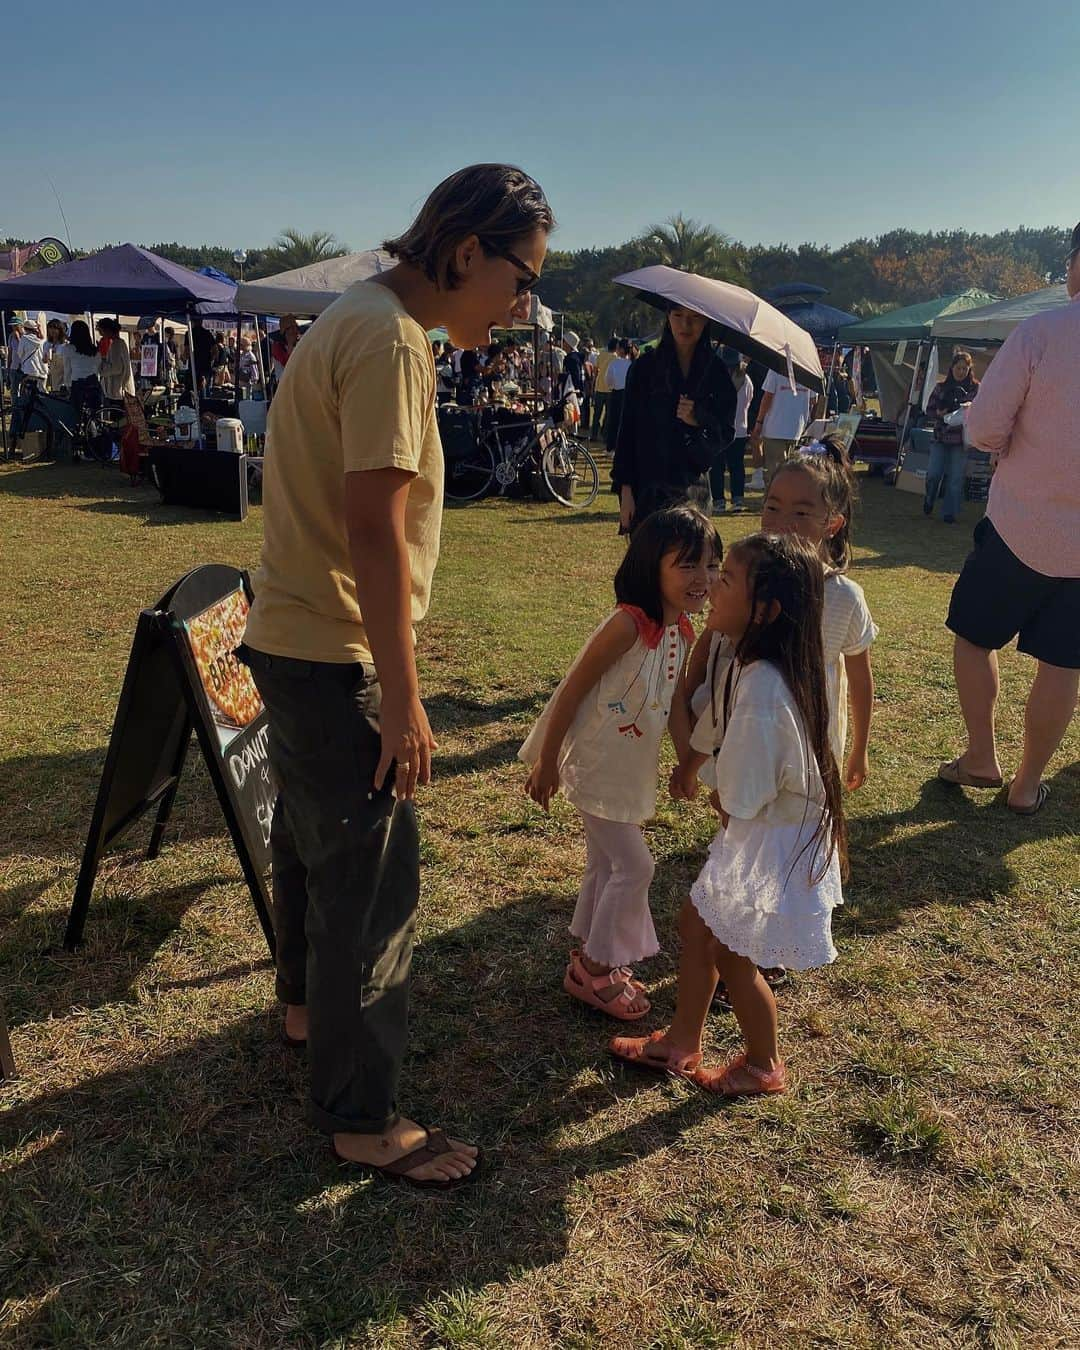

{"left": 521, "top": 506, "right": 720, "bottom": 1019}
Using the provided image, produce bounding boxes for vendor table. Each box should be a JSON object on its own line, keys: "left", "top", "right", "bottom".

{"left": 148, "top": 445, "right": 251, "bottom": 520}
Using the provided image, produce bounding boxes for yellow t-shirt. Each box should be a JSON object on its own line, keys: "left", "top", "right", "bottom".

{"left": 593, "top": 348, "right": 616, "bottom": 394}
{"left": 244, "top": 281, "right": 444, "bottom": 663}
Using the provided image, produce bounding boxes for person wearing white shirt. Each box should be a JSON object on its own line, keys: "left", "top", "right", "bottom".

{"left": 749, "top": 367, "right": 819, "bottom": 487}
{"left": 711, "top": 347, "right": 754, "bottom": 512}
{"left": 13, "top": 321, "right": 48, "bottom": 387}
{"left": 604, "top": 340, "right": 632, "bottom": 452}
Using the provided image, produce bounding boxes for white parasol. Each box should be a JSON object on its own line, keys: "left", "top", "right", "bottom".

{"left": 613, "top": 265, "right": 825, "bottom": 394}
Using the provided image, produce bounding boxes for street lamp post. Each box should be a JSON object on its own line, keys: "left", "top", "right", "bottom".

{"left": 232, "top": 247, "right": 247, "bottom": 282}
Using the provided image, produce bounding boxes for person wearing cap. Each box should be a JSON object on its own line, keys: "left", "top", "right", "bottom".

{"left": 562, "top": 330, "right": 586, "bottom": 398}
{"left": 710, "top": 347, "right": 754, "bottom": 512}
{"left": 939, "top": 221, "right": 1080, "bottom": 815}
{"left": 270, "top": 314, "right": 301, "bottom": 383}
{"left": 12, "top": 318, "right": 49, "bottom": 390}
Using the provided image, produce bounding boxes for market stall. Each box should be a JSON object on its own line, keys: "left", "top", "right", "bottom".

{"left": 837, "top": 290, "right": 999, "bottom": 472}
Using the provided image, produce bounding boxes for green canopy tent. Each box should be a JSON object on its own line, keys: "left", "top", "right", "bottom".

{"left": 929, "top": 284, "right": 1069, "bottom": 343}
{"left": 839, "top": 290, "right": 999, "bottom": 424}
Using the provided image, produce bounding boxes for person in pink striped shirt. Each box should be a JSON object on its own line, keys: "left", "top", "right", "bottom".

{"left": 938, "top": 223, "right": 1080, "bottom": 815}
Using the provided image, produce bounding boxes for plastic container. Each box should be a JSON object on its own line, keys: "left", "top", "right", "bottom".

{"left": 173, "top": 407, "right": 199, "bottom": 445}
{"left": 216, "top": 417, "right": 245, "bottom": 454}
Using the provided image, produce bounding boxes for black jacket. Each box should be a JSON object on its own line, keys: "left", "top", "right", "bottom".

{"left": 612, "top": 341, "right": 736, "bottom": 517}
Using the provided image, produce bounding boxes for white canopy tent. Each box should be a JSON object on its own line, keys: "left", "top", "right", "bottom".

{"left": 930, "top": 284, "right": 1069, "bottom": 343}
{"left": 235, "top": 249, "right": 394, "bottom": 316}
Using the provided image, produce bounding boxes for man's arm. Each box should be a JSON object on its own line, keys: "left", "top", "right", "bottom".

{"left": 345, "top": 467, "right": 436, "bottom": 800}
{"left": 965, "top": 330, "right": 1034, "bottom": 458}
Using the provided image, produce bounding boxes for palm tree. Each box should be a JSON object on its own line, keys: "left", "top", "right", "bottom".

{"left": 642, "top": 214, "right": 743, "bottom": 281}
{"left": 264, "top": 228, "right": 346, "bottom": 272}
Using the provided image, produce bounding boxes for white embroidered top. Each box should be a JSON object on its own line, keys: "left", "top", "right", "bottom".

{"left": 519, "top": 605, "right": 695, "bottom": 824}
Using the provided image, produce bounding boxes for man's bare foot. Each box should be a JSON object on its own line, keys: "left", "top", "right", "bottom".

{"left": 953, "top": 752, "right": 1003, "bottom": 783}
{"left": 332, "top": 1117, "right": 479, "bottom": 1184}
{"left": 284, "top": 1004, "right": 308, "bottom": 1042}
{"left": 579, "top": 953, "right": 649, "bottom": 1015}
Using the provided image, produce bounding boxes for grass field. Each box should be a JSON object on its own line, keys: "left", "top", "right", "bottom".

{"left": 1, "top": 459, "right": 1077, "bottom": 1348}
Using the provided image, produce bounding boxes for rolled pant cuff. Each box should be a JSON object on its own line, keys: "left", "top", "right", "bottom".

{"left": 309, "top": 1103, "right": 401, "bottom": 1137}
{"left": 275, "top": 976, "right": 305, "bottom": 1005}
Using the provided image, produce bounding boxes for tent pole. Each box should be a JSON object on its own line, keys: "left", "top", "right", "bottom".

{"left": 252, "top": 316, "right": 268, "bottom": 405}
{"left": 186, "top": 310, "right": 202, "bottom": 444}
{"left": 0, "top": 313, "right": 9, "bottom": 459}
{"left": 824, "top": 340, "right": 838, "bottom": 413}
{"left": 233, "top": 314, "right": 242, "bottom": 399}
{"left": 895, "top": 339, "right": 924, "bottom": 474}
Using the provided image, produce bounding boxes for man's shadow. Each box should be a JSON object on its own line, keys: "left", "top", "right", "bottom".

{"left": 839, "top": 764, "right": 1077, "bottom": 936}
{"left": 1, "top": 890, "right": 712, "bottom": 1343}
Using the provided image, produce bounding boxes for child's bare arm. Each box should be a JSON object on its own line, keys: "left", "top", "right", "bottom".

{"left": 684, "top": 630, "right": 711, "bottom": 719}
{"left": 525, "top": 611, "right": 638, "bottom": 811}
{"left": 843, "top": 648, "right": 874, "bottom": 791}
{"left": 668, "top": 665, "right": 692, "bottom": 762}
{"left": 670, "top": 748, "right": 709, "bottom": 801}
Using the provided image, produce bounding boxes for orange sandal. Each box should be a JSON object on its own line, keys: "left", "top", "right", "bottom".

{"left": 691, "top": 1051, "right": 787, "bottom": 1097}
{"left": 609, "top": 1029, "right": 701, "bottom": 1077}
{"left": 564, "top": 950, "right": 651, "bottom": 1021}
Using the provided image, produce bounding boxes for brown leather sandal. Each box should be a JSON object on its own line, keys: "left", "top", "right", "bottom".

{"left": 329, "top": 1128, "right": 482, "bottom": 1191}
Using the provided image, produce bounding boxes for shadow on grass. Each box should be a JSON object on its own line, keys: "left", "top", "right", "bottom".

{"left": 842, "top": 764, "right": 1078, "bottom": 935}
{"left": 0, "top": 874, "right": 245, "bottom": 1027}
{"left": 0, "top": 462, "right": 237, "bottom": 526}
{"left": 0, "top": 744, "right": 240, "bottom": 864}
{"left": 1, "top": 890, "right": 702, "bottom": 1344}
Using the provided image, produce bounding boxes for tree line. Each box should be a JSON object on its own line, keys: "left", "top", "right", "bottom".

{"left": 4, "top": 220, "right": 1069, "bottom": 339}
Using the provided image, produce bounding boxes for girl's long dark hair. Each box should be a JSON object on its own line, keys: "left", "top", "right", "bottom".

{"left": 68, "top": 320, "right": 96, "bottom": 357}
{"left": 614, "top": 504, "right": 721, "bottom": 625}
{"left": 715, "top": 532, "right": 848, "bottom": 882}
{"left": 771, "top": 433, "right": 857, "bottom": 571}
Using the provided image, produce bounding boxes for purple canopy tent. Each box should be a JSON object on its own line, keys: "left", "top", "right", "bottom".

{"left": 0, "top": 245, "right": 238, "bottom": 434}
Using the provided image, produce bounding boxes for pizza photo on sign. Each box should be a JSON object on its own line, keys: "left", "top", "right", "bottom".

{"left": 182, "top": 590, "right": 263, "bottom": 750}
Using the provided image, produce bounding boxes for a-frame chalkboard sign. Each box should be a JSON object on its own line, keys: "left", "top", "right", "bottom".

{"left": 65, "top": 565, "right": 276, "bottom": 956}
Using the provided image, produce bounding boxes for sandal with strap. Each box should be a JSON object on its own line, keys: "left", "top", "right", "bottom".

{"left": 609, "top": 1029, "right": 702, "bottom": 1078}
{"left": 691, "top": 1051, "right": 787, "bottom": 1097}
{"left": 329, "top": 1128, "right": 482, "bottom": 1191}
{"left": 564, "top": 951, "right": 650, "bottom": 1021}
{"left": 938, "top": 758, "right": 1003, "bottom": 789}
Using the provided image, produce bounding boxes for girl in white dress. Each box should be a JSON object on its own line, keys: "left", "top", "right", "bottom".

{"left": 611, "top": 533, "right": 847, "bottom": 1094}
{"left": 521, "top": 506, "right": 721, "bottom": 1020}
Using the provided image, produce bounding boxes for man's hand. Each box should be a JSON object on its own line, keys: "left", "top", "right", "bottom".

{"left": 375, "top": 692, "right": 438, "bottom": 800}
{"left": 525, "top": 759, "right": 560, "bottom": 812}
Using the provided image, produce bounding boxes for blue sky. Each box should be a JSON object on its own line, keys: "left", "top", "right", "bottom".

{"left": 6, "top": 0, "right": 1078, "bottom": 255}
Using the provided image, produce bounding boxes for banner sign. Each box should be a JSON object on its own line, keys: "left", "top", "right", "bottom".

{"left": 66, "top": 566, "right": 275, "bottom": 954}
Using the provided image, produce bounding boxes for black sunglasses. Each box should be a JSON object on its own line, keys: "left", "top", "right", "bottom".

{"left": 484, "top": 244, "right": 540, "bottom": 296}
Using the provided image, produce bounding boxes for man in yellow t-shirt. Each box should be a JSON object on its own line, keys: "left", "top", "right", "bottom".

{"left": 590, "top": 336, "right": 618, "bottom": 442}
{"left": 240, "top": 164, "right": 553, "bottom": 1190}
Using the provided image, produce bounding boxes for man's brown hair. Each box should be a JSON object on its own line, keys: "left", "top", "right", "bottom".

{"left": 384, "top": 164, "right": 554, "bottom": 290}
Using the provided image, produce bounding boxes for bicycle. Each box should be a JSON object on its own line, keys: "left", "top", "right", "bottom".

{"left": 442, "top": 398, "right": 599, "bottom": 507}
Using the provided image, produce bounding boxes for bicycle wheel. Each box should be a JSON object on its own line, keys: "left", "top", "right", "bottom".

{"left": 541, "top": 433, "right": 599, "bottom": 508}
{"left": 443, "top": 439, "right": 497, "bottom": 502}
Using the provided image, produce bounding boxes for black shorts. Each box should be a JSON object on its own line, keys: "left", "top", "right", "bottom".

{"left": 946, "top": 516, "right": 1080, "bottom": 669}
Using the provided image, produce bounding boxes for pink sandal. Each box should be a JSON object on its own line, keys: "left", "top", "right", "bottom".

{"left": 564, "top": 950, "right": 650, "bottom": 1021}
{"left": 691, "top": 1051, "right": 787, "bottom": 1097}
{"left": 609, "top": 1029, "right": 701, "bottom": 1077}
